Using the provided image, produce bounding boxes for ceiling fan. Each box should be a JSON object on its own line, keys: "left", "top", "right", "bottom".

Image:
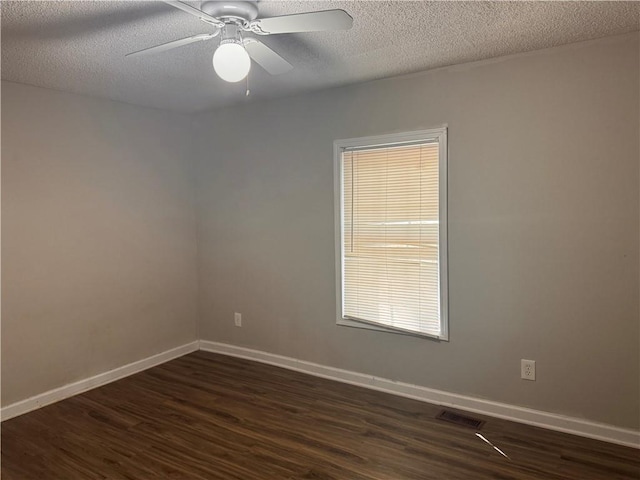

{"left": 127, "top": 1, "right": 353, "bottom": 83}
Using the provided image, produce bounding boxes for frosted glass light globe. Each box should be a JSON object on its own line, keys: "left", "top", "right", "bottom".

{"left": 213, "top": 43, "right": 251, "bottom": 83}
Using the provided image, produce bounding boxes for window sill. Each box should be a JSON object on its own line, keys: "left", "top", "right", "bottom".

{"left": 337, "top": 318, "right": 448, "bottom": 342}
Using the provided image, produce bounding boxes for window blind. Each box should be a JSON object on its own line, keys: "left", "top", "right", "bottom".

{"left": 341, "top": 141, "right": 442, "bottom": 336}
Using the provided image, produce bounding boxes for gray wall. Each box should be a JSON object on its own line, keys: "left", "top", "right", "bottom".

{"left": 193, "top": 33, "right": 640, "bottom": 429}
{"left": 1, "top": 81, "right": 199, "bottom": 406}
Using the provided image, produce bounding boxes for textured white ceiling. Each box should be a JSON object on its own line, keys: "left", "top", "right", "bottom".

{"left": 2, "top": 1, "right": 639, "bottom": 113}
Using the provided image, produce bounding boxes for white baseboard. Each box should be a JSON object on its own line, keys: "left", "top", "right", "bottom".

{"left": 1, "top": 341, "right": 200, "bottom": 422}
{"left": 3, "top": 339, "right": 637, "bottom": 449}
{"left": 199, "top": 340, "right": 640, "bottom": 449}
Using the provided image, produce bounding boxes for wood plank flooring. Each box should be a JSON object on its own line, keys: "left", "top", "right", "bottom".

{"left": 2, "top": 351, "right": 639, "bottom": 479}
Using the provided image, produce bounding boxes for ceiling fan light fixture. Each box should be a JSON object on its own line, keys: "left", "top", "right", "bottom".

{"left": 128, "top": 2, "right": 354, "bottom": 84}
{"left": 213, "top": 31, "right": 251, "bottom": 83}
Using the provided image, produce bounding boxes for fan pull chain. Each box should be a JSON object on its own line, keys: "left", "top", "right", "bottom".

{"left": 245, "top": 72, "right": 251, "bottom": 97}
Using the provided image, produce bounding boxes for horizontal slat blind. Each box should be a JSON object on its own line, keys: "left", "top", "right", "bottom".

{"left": 342, "top": 142, "right": 441, "bottom": 336}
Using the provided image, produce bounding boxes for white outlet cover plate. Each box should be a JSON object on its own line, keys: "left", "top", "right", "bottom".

{"left": 521, "top": 359, "right": 536, "bottom": 380}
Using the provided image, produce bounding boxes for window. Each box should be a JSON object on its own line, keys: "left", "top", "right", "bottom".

{"left": 334, "top": 128, "right": 448, "bottom": 340}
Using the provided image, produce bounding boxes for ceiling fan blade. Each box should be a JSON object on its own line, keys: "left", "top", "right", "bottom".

{"left": 248, "top": 9, "right": 353, "bottom": 35}
{"left": 126, "top": 33, "right": 218, "bottom": 57}
{"left": 243, "top": 39, "right": 293, "bottom": 75}
{"left": 163, "top": 1, "right": 225, "bottom": 28}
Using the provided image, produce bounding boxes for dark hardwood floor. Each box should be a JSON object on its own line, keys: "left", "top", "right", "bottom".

{"left": 2, "top": 351, "right": 639, "bottom": 479}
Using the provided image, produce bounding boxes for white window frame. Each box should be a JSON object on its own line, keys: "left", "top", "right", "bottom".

{"left": 333, "top": 127, "right": 449, "bottom": 341}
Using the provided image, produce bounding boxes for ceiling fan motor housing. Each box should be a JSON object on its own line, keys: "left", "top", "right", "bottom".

{"left": 200, "top": 1, "right": 259, "bottom": 22}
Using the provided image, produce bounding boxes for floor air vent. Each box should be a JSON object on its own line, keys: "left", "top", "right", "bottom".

{"left": 436, "top": 409, "right": 485, "bottom": 429}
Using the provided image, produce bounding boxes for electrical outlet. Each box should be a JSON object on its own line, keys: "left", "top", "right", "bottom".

{"left": 521, "top": 359, "right": 536, "bottom": 381}
{"left": 234, "top": 312, "right": 242, "bottom": 327}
